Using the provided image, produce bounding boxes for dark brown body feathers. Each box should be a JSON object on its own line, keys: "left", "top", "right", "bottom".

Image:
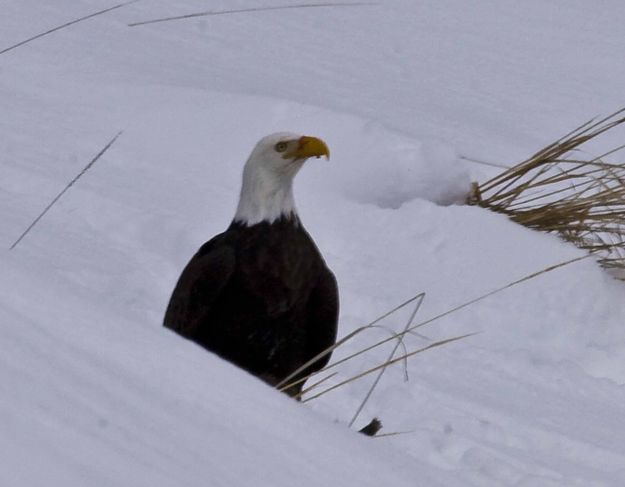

{"left": 164, "top": 216, "right": 338, "bottom": 396}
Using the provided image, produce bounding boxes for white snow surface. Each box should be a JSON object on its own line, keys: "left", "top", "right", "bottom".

{"left": 3, "top": 1, "right": 625, "bottom": 485}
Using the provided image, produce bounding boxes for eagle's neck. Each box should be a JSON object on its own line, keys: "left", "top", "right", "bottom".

{"left": 233, "top": 162, "right": 301, "bottom": 226}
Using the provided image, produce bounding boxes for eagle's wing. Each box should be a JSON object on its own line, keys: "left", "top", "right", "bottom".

{"left": 304, "top": 267, "right": 339, "bottom": 372}
{"left": 163, "top": 243, "right": 235, "bottom": 337}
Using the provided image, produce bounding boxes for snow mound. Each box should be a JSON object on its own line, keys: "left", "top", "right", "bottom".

{"left": 330, "top": 121, "right": 471, "bottom": 208}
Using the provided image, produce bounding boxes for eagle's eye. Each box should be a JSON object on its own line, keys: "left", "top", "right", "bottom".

{"left": 274, "top": 141, "right": 288, "bottom": 153}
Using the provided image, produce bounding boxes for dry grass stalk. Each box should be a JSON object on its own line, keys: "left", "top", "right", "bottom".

{"left": 128, "top": 2, "right": 376, "bottom": 27}
{"left": 284, "top": 253, "right": 590, "bottom": 403}
{"left": 300, "top": 333, "right": 476, "bottom": 403}
{"left": 1, "top": 1, "right": 138, "bottom": 56}
{"left": 470, "top": 109, "right": 625, "bottom": 274}
{"left": 276, "top": 292, "right": 425, "bottom": 392}
{"left": 10, "top": 131, "right": 124, "bottom": 250}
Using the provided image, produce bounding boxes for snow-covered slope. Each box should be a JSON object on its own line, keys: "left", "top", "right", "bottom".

{"left": 3, "top": 1, "right": 625, "bottom": 486}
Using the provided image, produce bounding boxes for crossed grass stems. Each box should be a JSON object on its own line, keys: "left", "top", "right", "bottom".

{"left": 276, "top": 253, "right": 591, "bottom": 430}
{"left": 469, "top": 109, "right": 625, "bottom": 275}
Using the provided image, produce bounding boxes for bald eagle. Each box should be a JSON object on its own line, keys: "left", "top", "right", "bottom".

{"left": 164, "top": 133, "right": 338, "bottom": 397}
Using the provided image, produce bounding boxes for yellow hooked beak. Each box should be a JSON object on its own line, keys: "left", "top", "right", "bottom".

{"left": 286, "top": 136, "right": 330, "bottom": 160}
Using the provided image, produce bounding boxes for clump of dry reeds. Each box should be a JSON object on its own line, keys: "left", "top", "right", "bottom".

{"left": 468, "top": 109, "right": 625, "bottom": 275}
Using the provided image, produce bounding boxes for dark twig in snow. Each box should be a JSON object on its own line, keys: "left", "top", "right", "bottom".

{"left": 0, "top": 1, "right": 139, "bottom": 56}
{"left": 10, "top": 131, "right": 124, "bottom": 250}
{"left": 128, "top": 2, "right": 376, "bottom": 27}
{"left": 358, "top": 418, "right": 382, "bottom": 437}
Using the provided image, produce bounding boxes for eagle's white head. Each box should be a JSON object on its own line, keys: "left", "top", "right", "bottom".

{"left": 233, "top": 133, "right": 330, "bottom": 225}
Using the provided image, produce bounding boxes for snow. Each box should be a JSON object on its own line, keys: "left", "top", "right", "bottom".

{"left": 3, "top": 1, "right": 625, "bottom": 485}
